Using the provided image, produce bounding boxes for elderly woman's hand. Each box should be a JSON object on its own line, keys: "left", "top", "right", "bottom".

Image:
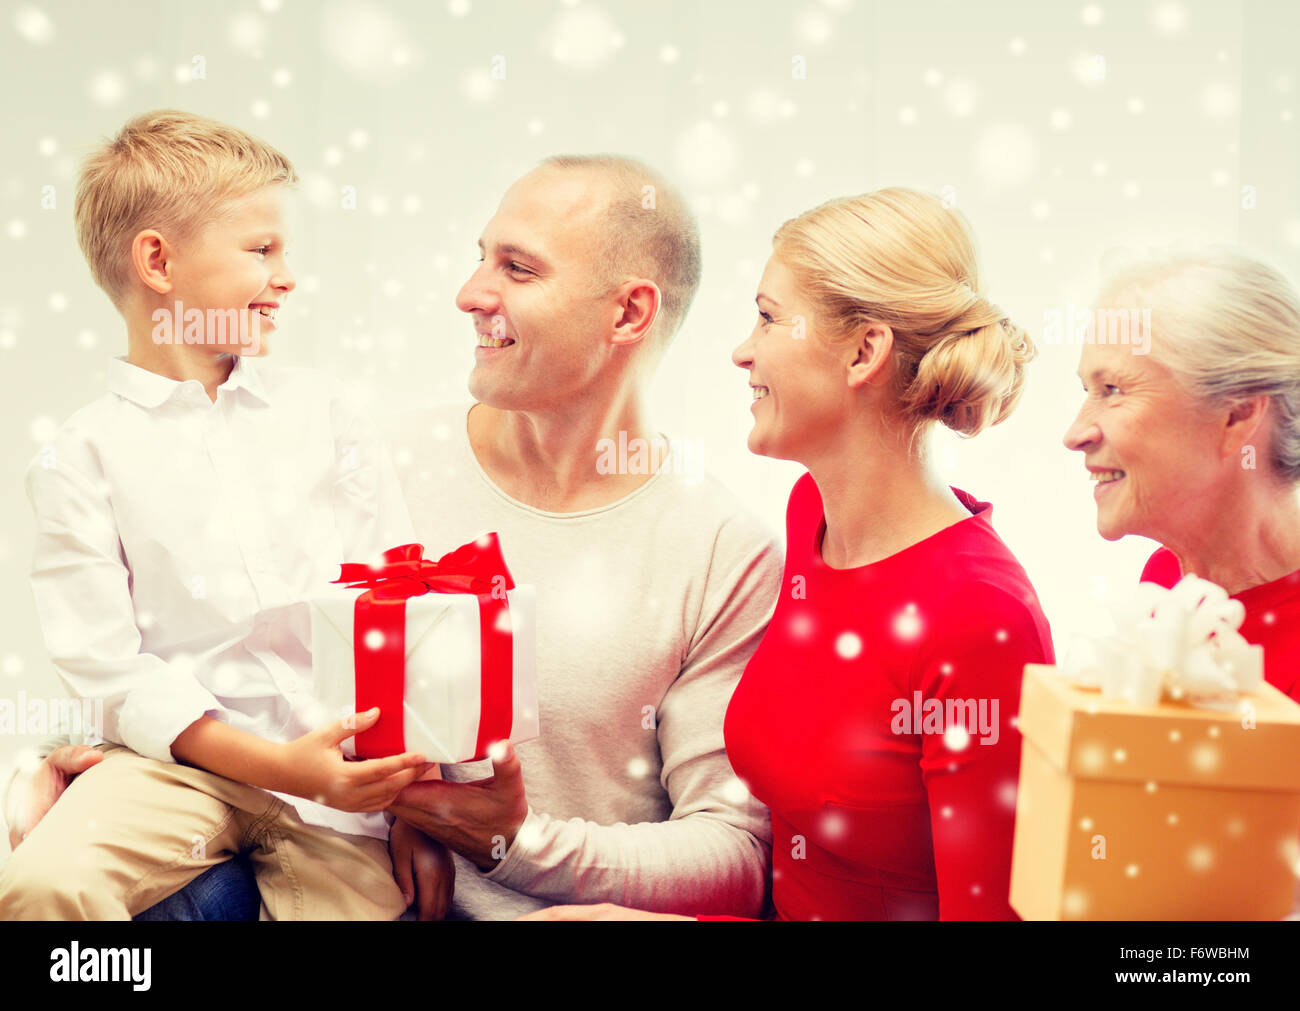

{"left": 517, "top": 902, "right": 693, "bottom": 921}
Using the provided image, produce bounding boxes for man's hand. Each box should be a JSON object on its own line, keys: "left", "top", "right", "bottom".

{"left": 388, "top": 741, "right": 528, "bottom": 871}
{"left": 518, "top": 903, "right": 693, "bottom": 921}
{"left": 7, "top": 745, "right": 104, "bottom": 850}
{"left": 277, "top": 708, "right": 432, "bottom": 812}
{"left": 389, "top": 819, "right": 455, "bottom": 920}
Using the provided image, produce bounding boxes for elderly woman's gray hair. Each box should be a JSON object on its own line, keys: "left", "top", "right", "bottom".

{"left": 1096, "top": 249, "right": 1300, "bottom": 484}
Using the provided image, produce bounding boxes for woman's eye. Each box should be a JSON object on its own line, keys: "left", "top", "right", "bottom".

{"left": 758, "top": 310, "right": 774, "bottom": 326}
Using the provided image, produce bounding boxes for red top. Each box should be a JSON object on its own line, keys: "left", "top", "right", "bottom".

{"left": 711, "top": 473, "right": 1054, "bottom": 920}
{"left": 1140, "top": 547, "right": 1300, "bottom": 701}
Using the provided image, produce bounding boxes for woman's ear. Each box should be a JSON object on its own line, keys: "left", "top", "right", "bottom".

{"left": 846, "top": 323, "right": 893, "bottom": 390}
{"left": 1221, "top": 393, "right": 1272, "bottom": 460}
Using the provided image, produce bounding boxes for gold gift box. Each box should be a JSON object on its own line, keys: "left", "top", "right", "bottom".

{"left": 1010, "top": 663, "right": 1300, "bottom": 920}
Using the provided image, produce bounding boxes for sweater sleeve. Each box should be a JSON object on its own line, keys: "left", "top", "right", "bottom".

{"left": 480, "top": 531, "right": 782, "bottom": 916}
{"left": 916, "top": 586, "right": 1051, "bottom": 920}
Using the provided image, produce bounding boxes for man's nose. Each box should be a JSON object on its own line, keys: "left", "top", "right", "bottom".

{"left": 456, "top": 263, "right": 497, "bottom": 315}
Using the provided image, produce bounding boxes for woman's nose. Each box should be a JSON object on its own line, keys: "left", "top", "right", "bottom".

{"left": 1063, "top": 407, "right": 1100, "bottom": 452}
{"left": 732, "top": 333, "right": 754, "bottom": 370}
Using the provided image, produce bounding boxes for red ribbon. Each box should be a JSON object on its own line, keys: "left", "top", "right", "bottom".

{"left": 331, "top": 536, "right": 516, "bottom": 761}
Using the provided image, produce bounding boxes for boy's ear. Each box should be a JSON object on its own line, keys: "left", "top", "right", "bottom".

{"left": 130, "top": 229, "right": 174, "bottom": 296}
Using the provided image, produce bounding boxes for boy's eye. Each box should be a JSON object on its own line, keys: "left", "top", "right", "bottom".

{"left": 253, "top": 246, "right": 271, "bottom": 255}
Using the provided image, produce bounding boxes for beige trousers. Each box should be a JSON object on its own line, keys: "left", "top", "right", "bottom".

{"left": 0, "top": 745, "right": 405, "bottom": 921}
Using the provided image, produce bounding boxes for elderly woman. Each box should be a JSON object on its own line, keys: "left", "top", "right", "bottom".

{"left": 1063, "top": 251, "right": 1300, "bottom": 697}
{"left": 527, "top": 187, "right": 1054, "bottom": 921}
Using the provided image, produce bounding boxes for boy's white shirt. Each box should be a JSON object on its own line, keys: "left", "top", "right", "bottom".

{"left": 23, "top": 355, "right": 415, "bottom": 841}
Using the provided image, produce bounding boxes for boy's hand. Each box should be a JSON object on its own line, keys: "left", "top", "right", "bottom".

{"left": 389, "top": 819, "right": 455, "bottom": 920}
{"left": 7, "top": 745, "right": 104, "bottom": 850}
{"left": 279, "top": 708, "right": 431, "bottom": 812}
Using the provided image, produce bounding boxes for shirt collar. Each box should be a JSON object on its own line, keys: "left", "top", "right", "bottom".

{"left": 952, "top": 486, "right": 993, "bottom": 520}
{"left": 108, "top": 355, "right": 270, "bottom": 409}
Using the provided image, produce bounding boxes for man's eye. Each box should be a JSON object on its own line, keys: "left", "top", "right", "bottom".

{"left": 1103, "top": 384, "right": 1121, "bottom": 396}
{"left": 508, "top": 262, "right": 532, "bottom": 275}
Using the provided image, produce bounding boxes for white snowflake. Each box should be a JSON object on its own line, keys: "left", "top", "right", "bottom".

{"left": 974, "top": 124, "right": 1038, "bottom": 186}
{"left": 228, "top": 12, "right": 266, "bottom": 53}
{"left": 14, "top": 5, "right": 55, "bottom": 45}
{"left": 834, "top": 631, "right": 862, "bottom": 659}
{"left": 893, "top": 603, "right": 923, "bottom": 641}
{"left": 1187, "top": 844, "right": 1213, "bottom": 872}
{"left": 29, "top": 415, "right": 57, "bottom": 443}
{"left": 674, "top": 121, "right": 736, "bottom": 186}
{"left": 545, "top": 6, "right": 621, "bottom": 71}
{"left": 1151, "top": 1, "right": 1187, "bottom": 35}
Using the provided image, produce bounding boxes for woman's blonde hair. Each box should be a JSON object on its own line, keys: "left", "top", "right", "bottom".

{"left": 1098, "top": 249, "right": 1300, "bottom": 485}
{"left": 772, "top": 187, "right": 1035, "bottom": 438}
{"left": 74, "top": 109, "right": 297, "bottom": 306}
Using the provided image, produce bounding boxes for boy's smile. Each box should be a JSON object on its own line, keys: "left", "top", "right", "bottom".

{"left": 162, "top": 184, "right": 296, "bottom": 356}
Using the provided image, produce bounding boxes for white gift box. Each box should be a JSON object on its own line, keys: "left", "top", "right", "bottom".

{"left": 311, "top": 583, "right": 538, "bottom": 763}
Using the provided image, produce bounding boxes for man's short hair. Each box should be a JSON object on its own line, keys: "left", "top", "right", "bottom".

{"left": 540, "top": 154, "right": 701, "bottom": 351}
{"left": 74, "top": 109, "right": 297, "bottom": 306}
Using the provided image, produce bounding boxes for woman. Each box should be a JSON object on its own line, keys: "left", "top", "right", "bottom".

{"left": 526, "top": 188, "right": 1054, "bottom": 920}
{"left": 1063, "top": 250, "right": 1300, "bottom": 697}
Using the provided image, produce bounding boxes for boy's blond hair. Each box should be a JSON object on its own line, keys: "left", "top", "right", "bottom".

{"left": 74, "top": 109, "right": 297, "bottom": 306}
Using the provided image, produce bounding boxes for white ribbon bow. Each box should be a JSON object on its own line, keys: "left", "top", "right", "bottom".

{"left": 1059, "top": 575, "right": 1264, "bottom": 711}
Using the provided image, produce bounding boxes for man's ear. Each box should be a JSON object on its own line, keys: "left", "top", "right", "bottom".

{"left": 1222, "top": 393, "right": 1271, "bottom": 460}
{"left": 845, "top": 323, "right": 894, "bottom": 390}
{"left": 131, "top": 229, "right": 175, "bottom": 296}
{"left": 609, "top": 279, "right": 661, "bottom": 349}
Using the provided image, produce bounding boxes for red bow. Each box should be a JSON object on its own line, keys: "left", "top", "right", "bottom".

{"left": 332, "top": 536, "right": 517, "bottom": 760}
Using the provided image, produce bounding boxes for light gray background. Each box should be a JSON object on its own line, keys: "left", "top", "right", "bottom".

{"left": 3, "top": 0, "right": 1299, "bottom": 856}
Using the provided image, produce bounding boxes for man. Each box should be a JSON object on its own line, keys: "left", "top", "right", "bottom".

{"left": 4, "top": 154, "right": 780, "bottom": 920}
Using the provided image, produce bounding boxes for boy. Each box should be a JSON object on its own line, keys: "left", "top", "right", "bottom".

{"left": 0, "top": 110, "right": 434, "bottom": 920}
